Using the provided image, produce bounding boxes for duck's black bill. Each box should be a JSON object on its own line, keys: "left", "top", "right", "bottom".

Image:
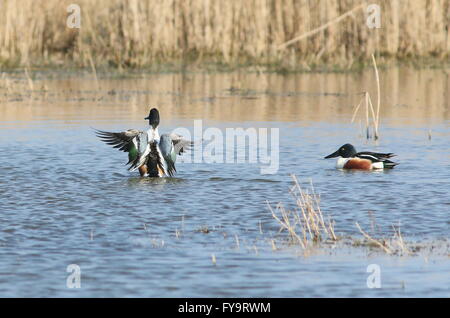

{"left": 324, "top": 150, "right": 339, "bottom": 159}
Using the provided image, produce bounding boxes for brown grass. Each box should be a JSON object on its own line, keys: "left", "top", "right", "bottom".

{"left": 267, "top": 175, "right": 337, "bottom": 249}
{"left": 351, "top": 54, "right": 381, "bottom": 139}
{"left": 356, "top": 222, "right": 411, "bottom": 255}
{"left": 0, "top": 0, "right": 449, "bottom": 69}
{"left": 269, "top": 175, "right": 414, "bottom": 256}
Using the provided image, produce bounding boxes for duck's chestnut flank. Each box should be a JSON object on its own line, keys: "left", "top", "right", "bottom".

{"left": 343, "top": 158, "right": 372, "bottom": 170}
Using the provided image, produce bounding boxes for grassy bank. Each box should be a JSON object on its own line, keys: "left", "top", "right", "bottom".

{"left": 0, "top": 0, "right": 449, "bottom": 71}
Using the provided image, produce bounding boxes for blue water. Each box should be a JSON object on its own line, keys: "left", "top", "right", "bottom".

{"left": 0, "top": 72, "right": 449, "bottom": 297}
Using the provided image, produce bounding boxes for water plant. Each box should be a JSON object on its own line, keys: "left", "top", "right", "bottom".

{"left": 268, "top": 175, "right": 414, "bottom": 256}
{"left": 267, "top": 174, "right": 337, "bottom": 249}
{"left": 351, "top": 54, "right": 381, "bottom": 140}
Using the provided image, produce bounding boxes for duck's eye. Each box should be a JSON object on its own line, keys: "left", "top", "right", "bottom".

{"left": 341, "top": 148, "right": 345, "bottom": 151}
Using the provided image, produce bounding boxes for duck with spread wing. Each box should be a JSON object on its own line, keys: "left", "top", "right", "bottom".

{"left": 95, "top": 108, "right": 192, "bottom": 177}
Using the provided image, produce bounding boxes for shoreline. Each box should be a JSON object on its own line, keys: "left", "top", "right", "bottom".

{"left": 1, "top": 56, "right": 449, "bottom": 78}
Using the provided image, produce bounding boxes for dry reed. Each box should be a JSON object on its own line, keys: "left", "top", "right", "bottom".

{"left": 269, "top": 175, "right": 413, "bottom": 256}
{"left": 351, "top": 54, "right": 381, "bottom": 139}
{"left": 0, "top": 0, "right": 449, "bottom": 69}
{"left": 356, "top": 222, "right": 411, "bottom": 255}
{"left": 356, "top": 221, "right": 392, "bottom": 254}
{"left": 24, "top": 67, "right": 34, "bottom": 91}
{"left": 267, "top": 175, "right": 337, "bottom": 249}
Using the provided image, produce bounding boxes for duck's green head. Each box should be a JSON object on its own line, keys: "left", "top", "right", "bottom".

{"left": 145, "top": 108, "right": 160, "bottom": 129}
{"left": 325, "top": 143, "right": 357, "bottom": 159}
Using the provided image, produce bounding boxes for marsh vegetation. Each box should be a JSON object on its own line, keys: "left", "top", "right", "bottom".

{"left": 0, "top": 0, "right": 449, "bottom": 71}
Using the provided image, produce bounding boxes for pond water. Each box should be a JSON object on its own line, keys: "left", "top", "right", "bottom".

{"left": 0, "top": 68, "right": 449, "bottom": 297}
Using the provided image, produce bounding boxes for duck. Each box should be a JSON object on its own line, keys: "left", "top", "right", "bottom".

{"left": 324, "top": 143, "right": 398, "bottom": 170}
{"left": 95, "top": 108, "right": 192, "bottom": 177}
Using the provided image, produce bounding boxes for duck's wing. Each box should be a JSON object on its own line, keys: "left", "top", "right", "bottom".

{"left": 158, "top": 134, "right": 177, "bottom": 177}
{"left": 169, "top": 133, "right": 194, "bottom": 155}
{"left": 95, "top": 129, "right": 141, "bottom": 152}
{"left": 355, "top": 152, "right": 398, "bottom": 168}
{"left": 94, "top": 129, "right": 150, "bottom": 170}
{"left": 355, "top": 151, "right": 395, "bottom": 162}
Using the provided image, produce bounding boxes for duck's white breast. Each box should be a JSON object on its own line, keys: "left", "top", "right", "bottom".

{"left": 336, "top": 157, "right": 349, "bottom": 169}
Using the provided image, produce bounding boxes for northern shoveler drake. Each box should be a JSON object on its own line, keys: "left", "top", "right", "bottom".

{"left": 95, "top": 108, "right": 192, "bottom": 177}
{"left": 324, "top": 143, "right": 398, "bottom": 170}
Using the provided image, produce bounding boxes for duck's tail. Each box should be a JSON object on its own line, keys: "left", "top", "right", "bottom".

{"left": 383, "top": 160, "right": 399, "bottom": 169}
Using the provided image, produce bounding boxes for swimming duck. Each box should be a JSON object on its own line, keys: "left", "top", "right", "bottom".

{"left": 324, "top": 143, "right": 398, "bottom": 170}
{"left": 95, "top": 108, "right": 192, "bottom": 177}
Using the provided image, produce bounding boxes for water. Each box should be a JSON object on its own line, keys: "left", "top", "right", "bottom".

{"left": 0, "top": 68, "right": 449, "bottom": 297}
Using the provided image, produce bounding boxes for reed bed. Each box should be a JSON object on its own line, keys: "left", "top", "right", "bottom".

{"left": 0, "top": 0, "right": 448, "bottom": 69}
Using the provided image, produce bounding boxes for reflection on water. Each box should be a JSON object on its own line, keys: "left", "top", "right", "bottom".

{"left": 0, "top": 68, "right": 449, "bottom": 297}
{"left": 0, "top": 67, "right": 448, "bottom": 124}
{"left": 126, "top": 176, "right": 188, "bottom": 189}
